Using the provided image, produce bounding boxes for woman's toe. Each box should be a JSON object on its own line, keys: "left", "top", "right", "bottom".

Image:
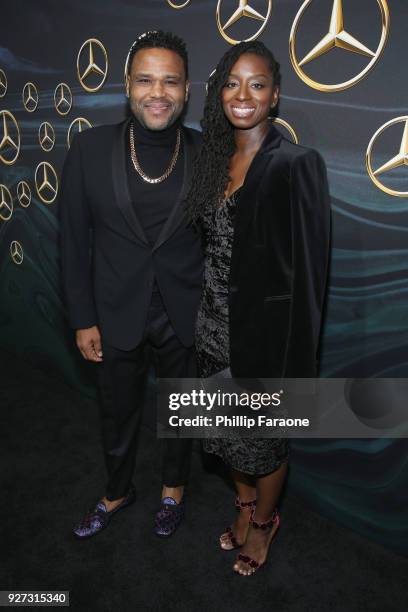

{"left": 234, "top": 560, "right": 247, "bottom": 574}
{"left": 220, "top": 534, "right": 232, "bottom": 549}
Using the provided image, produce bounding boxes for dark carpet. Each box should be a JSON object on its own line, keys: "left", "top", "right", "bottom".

{"left": 0, "top": 350, "right": 407, "bottom": 612}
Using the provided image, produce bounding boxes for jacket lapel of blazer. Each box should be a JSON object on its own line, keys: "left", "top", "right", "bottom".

{"left": 112, "top": 117, "right": 149, "bottom": 246}
{"left": 152, "top": 126, "right": 196, "bottom": 252}
{"left": 233, "top": 123, "right": 283, "bottom": 243}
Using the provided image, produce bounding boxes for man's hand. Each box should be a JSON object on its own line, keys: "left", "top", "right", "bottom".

{"left": 76, "top": 326, "right": 103, "bottom": 362}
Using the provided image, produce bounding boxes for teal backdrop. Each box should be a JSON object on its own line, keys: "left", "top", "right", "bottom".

{"left": 0, "top": 0, "right": 407, "bottom": 556}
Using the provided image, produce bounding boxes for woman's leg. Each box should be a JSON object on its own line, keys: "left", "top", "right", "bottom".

{"left": 232, "top": 469, "right": 256, "bottom": 501}
{"left": 233, "top": 461, "right": 288, "bottom": 574}
{"left": 220, "top": 469, "right": 256, "bottom": 549}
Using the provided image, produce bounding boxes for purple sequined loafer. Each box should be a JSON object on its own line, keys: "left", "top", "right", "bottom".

{"left": 154, "top": 496, "right": 185, "bottom": 538}
{"left": 73, "top": 484, "right": 136, "bottom": 539}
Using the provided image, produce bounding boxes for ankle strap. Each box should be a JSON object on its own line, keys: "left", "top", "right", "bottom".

{"left": 249, "top": 507, "right": 279, "bottom": 530}
{"left": 235, "top": 497, "right": 257, "bottom": 510}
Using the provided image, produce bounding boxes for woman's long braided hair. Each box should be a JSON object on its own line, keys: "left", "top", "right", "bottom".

{"left": 186, "top": 41, "right": 281, "bottom": 222}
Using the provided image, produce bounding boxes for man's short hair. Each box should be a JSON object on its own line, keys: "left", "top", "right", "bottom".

{"left": 126, "top": 30, "right": 189, "bottom": 80}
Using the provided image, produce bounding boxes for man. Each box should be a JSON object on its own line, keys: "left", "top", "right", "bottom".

{"left": 59, "top": 31, "right": 203, "bottom": 538}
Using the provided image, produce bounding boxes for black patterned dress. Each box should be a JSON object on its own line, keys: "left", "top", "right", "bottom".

{"left": 195, "top": 190, "right": 289, "bottom": 475}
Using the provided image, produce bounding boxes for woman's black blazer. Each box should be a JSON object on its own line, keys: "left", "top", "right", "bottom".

{"left": 228, "top": 124, "right": 331, "bottom": 378}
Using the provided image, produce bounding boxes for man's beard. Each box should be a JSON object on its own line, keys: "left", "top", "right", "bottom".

{"left": 130, "top": 100, "right": 183, "bottom": 131}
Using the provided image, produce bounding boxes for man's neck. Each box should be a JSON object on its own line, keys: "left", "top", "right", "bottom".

{"left": 131, "top": 117, "right": 180, "bottom": 146}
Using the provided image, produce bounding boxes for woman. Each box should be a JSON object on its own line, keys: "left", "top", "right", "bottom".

{"left": 187, "top": 42, "right": 330, "bottom": 576}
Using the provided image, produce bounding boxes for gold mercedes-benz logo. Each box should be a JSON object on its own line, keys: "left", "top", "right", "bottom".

{"left": 167, "top": 0, "right": 191, "bottom": 7}
{"left": 366, "top": 116, "right": 408, "bottom": 198}
{"left": 216, "top": 0, "right": 272, "bottom": 45}
{"left": 205, "top": 68, "right": 216, "bottom": 94}
{"left": 289, "top": 0, "right": 390, "bottom": 92}
{"left": 77, "top": 38, "right": 108, "bottom": 92}
{"left": 10, "top": 240, "right": 24, "bottom": 265}
{"left": 274, "top": 118, "right": 299, "bottom": 144}
{"left": 0, "top": 110, "right": 20, "bottom": 166}
{"left": 16, "top": 180, "right": 32, "bottom": 208}
{"left": 0, "top": 69, "right": 7, "bottom": 98}
{"left": 23, "top": 81, "right": 39, "bottom": 112}
{"left": 54, "top": 82, "right": 73, "bottom": 116}
{"left": 0, "top": 184, "right": 13, "bottom": 221}
{"left": 35, "top": 161, "right": 59, "bottom": 204}
{"left": 39, "top": 121, "right": 56, "bottom": 152}
{"left": 67, "top": 117, "right": 92, "bottom": 148}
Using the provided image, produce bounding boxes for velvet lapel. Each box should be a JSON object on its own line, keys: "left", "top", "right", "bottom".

{"left": 152, "top": 127, "right": 195, "bottom": 252}
{"left": 112, "top": 118, "right": 149, "bottom": 246}
{"left": 233, "top": 123, "right": 283, "bottom": 244}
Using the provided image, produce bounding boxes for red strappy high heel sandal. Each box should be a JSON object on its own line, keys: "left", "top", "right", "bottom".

{"left": 234, "top": 507, "right": 280, "bottom": 575}
{"left": 219, "top": 497, "right": 257, "bottom": 551}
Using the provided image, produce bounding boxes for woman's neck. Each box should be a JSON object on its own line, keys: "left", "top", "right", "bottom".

{"left": 234, "top": 120, "right": 270, "bottom": 155}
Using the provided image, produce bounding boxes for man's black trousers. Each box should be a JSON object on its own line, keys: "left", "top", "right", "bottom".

{"left": 97, "top": 290, "right": 194, "bottom": 501}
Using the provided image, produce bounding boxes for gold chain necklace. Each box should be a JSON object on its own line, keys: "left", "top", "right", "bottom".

{"left": 129, "top": 122, "right": 181, "bottom": 184}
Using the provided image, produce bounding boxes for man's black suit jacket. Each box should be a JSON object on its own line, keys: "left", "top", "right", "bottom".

{"left": 59, "top": 118, "right": 203, "bottom": 350}
{"left": 228, "top": 124, "right": 331, "bottom": 378}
